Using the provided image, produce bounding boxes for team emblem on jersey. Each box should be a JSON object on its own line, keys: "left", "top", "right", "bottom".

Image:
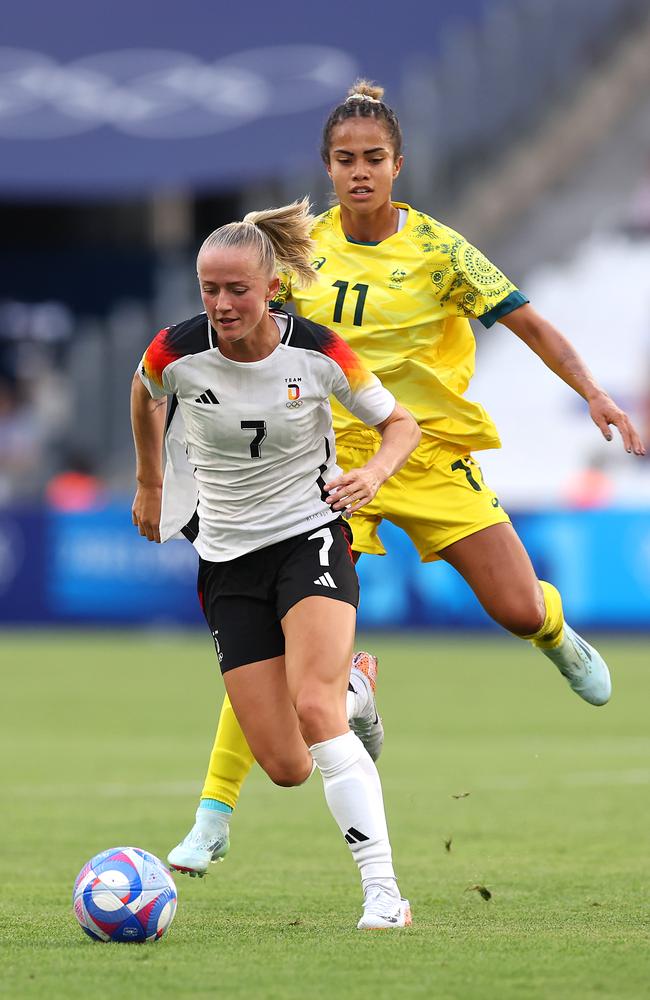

{"left": 388, "top": 267, "right": 408, "bottom": 289}
{"left": 286, "top": 383, "right": 303, "bottom": 408}
{"left": 312, "top": 256, "right": 327, "bottom": 270}
{"left": 430, "top": 268, "right": 449, "bottom": 290}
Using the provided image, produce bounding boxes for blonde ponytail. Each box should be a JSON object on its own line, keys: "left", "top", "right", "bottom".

{"left": 243, "top": 198, "right": 316, "bottom": 288}
{"left": 198, "top": 197, "right": 316, "bottom": 288}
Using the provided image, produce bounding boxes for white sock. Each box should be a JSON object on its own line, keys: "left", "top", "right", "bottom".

{"left": 346, "top": 677, "right": 369, "bottom": 721}
{"left": 309, "top": 730, "right": 396, "bottom": 883}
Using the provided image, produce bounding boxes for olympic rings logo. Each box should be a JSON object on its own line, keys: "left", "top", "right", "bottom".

{"left": 0, "top": 45, "right": 357, "bottom": 139}
{"left": 286, "top": 400, "right": 303, "bottom": 409}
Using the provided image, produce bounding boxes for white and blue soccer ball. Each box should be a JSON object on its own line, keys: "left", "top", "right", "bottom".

{"left": 73, "top": 846, "right": 177, "bottom": 943}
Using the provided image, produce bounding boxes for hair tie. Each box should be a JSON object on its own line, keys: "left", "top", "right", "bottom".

{"left": 346, "top": 92, "right": 381, "bottom": 104}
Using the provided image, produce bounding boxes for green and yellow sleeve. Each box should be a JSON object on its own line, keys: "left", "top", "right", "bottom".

{"left": 435, "top": 232, "right": 528, "bottom": 327}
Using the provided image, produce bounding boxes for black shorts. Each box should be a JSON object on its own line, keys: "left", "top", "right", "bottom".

{"left": 197, "top": 517, "right": 359, "bottom": 673}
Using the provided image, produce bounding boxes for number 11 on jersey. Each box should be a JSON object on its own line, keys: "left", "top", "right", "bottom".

{"left": 332, "top": 281, "right": 369, "bottom": 326}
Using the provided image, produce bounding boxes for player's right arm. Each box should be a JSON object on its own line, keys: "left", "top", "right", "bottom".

{"left": 130, "top": 373, "right": 167, "bottom": 542}
{"left": 131, "top": 329, "right": 177, "bottom": 543}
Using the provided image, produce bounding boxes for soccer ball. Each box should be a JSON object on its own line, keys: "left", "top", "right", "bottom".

{"left": 72, "top": 846, "right": 177, "bottom": 942}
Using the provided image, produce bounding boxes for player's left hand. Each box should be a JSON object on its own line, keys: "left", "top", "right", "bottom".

{"left": 324, "top": 467, "right": 383, "bottom": 515}
{"left": 588, "top": 391, "right": 646, "bottom": 455}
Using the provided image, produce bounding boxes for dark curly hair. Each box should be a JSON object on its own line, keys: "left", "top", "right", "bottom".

{"left": 320, "top": 79, "right": 403, "bottom": 163}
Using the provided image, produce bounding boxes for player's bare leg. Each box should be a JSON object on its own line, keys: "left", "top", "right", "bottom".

{"left": 168, "top": 655, "right": 310, "bottom": 878}
{"left": 281, "top": 596, "right": 410, "bottom": 929}
{"left": 439, "top": 522, "right": 611, "bottom": 705}
{"left": 223, "top": 656, "right": 314, "bottom": 785}
{"left": 168, "top": 646, "right": 384, "bottom": 875}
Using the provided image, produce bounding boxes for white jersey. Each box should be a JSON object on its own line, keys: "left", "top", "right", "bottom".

{"left": 138, "top": 309, "right": 395, "bottom": 561}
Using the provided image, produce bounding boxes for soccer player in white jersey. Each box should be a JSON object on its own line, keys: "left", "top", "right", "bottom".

{"left": 131, "top": 199, "right": 420, "bottom": 929}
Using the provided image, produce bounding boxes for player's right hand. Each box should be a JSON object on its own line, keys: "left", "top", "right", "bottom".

{"left": 132, "top": 484, "right": 163, "bottom": 542}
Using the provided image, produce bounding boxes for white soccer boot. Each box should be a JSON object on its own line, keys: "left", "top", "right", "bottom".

{"left": 541, "top": 623, "right": 612, "bottom": 706}
{"left": 348, "top": 652, "right": 384, "bottom": 762}
{"left": 357, "top": 883, "right": 412, "bottom": 930}
{"left": 167, "top": 808, "right": 230, "bottom": 877}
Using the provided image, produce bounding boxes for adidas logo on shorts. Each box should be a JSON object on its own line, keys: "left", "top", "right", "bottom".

{"left": 314, "top": 572, "right": 337, "bottom": 589}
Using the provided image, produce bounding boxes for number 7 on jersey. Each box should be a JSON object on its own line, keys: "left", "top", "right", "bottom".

{"left": 241, "top": 420, "right": 267, "bottom": 459}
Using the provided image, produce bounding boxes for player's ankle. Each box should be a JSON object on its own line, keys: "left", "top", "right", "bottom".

{"left": 196, "top": 799, "right": 233, "bottom": 828}
{"left": 199, "top": 797, "right": 233, "bottom": 815}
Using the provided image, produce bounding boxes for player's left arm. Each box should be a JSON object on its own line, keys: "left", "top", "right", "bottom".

{"left": 500, "top": 302, "right": 645, "bottom": 456}
{"left": 325, "top": 404, "right": 421, "bottom": 515}
{"left": 319, "top": 329, "right": 420, "bottom": 513}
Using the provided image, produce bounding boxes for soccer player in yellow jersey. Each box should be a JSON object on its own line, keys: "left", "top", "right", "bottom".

{"left": 167, "top": 81, "right": 645, "bottom": 876}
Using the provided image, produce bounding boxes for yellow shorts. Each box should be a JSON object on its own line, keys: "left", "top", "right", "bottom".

{"left": 337, "top": 433, "right": 511, "bottom": 563}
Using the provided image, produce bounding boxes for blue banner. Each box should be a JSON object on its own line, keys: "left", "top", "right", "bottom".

{"left": 46, "top": 506, "right": 200, "bottom": 623}
{"left": 1, "top": 503, "right": 649, "bottom": 629}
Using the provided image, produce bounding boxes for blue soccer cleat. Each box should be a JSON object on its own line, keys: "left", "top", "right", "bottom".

{"left": 167, "top": 809, "right": 230, "bottom": 877}
{"left": 541, "top": 623, "right": 612, "bottom": 706}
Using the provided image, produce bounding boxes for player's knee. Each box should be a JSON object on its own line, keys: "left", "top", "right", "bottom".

{"left": 495, "top": 597, "right": 546, "bottom": 637}
{"left": 262, "top": 756, "right": 311, "bottom": 788}
{"left": 294, "top": 694, "right": 338, "bottom": 746}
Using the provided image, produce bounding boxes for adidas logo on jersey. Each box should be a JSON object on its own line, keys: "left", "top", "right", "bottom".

{"left": 195, "top": 389, "right": 219, "bottom": 404}
{"left": 314, "top": 572, "right": 337, "bottom": 589}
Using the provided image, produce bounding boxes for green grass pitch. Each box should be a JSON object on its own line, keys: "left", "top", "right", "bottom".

{"left": 1, "top": 631, "right": 649, "bottom": 999}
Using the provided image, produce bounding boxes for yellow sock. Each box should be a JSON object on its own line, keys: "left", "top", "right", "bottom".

{"left": 200, "top": 694, "right": 255, "bottom": 809}
{"left": 523, "top": 580, "right": 565, "bottom": 649}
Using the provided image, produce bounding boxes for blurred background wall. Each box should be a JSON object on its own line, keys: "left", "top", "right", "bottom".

{"left": 1, "top": 0, "right": 649, "bottom": 629}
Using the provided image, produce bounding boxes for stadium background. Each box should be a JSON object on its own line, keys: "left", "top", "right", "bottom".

{"left": 1, "top": 0, "right": 649, "bottom": 631}
{"left": 3, "top": 5, "right": 650, "bottom": 998}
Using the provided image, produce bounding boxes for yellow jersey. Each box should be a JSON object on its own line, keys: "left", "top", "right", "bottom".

{"left": 275, "top": 202, "right": 527, "bottom": 452}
